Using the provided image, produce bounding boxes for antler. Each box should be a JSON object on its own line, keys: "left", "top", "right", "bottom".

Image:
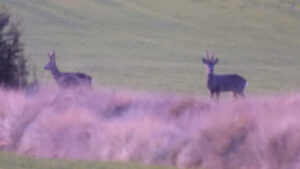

{"left": 50, "top": 49, "right": 55, "bottom": 56}
{"left": 202, "top": 49, "right": 210, "bottom": 63}
{"left": 211, "top": 52, "right": 215, "bottom": 60}
{"left": 46, "top": 50, "right": 56, "bottom": 63}
{"left": 203, "top": 50, "right": 218, "bottom": 64}
{"left": 211, "top": 52, "right": 218, "bottom": 64}
{"left": 206, "top": 50, "right": 210, "bottom": 59}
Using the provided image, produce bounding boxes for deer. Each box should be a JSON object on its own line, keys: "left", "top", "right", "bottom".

{"left": 202, "top": 50, "right": 247, "bottom": 99}
{"left": 44, "top": 50, "right": 92, "bottom": 89}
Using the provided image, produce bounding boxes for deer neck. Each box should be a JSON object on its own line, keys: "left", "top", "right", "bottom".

{"left": 206, "top": 70, "right": 215, "bottom": 88}
{"left": 207, "top": 71, "right": 214, "bottom": 79}
{"left": 206, "top": 67, "right": 214, "bottom": 78}
{"left": 50, "top": 63, "right": 62, "bottom": 81}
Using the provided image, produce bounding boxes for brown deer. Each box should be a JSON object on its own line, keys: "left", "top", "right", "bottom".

{"left": 202, "top": 50, "right": 247, "bottom": 99}
{"left": 44, "top": 50, "right": 92, "bottom": 88}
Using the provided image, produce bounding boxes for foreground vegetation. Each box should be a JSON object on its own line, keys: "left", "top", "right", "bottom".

{"left": 2, "top": 0, "right": 300, "bottom": 94}
{"left": 0, "top": 86, "right": 299, "bottom": 168}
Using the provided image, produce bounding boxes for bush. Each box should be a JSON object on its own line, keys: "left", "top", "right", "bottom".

{"left": 0, "top": 7, "right": 27, "bottom": 89}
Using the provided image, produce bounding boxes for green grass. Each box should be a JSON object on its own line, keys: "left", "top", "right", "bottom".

{"left": 0, "top": 151, "right": 177, "bottom": 169}
{"left": 2, "top": 0, "right": 300, "bottom": 94}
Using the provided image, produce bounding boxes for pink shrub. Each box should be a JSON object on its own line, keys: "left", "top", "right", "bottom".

{"left": 0, "top": 85, "right": 300, "bottom": 169}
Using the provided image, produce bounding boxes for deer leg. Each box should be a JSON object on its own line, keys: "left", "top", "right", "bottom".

{"left": 233, "top": 92, "right": 237, "bottom": 98}
{"left": 239, "top": 92, "right": 245, "bottom": 98}
{"left": 215, "top": 92, "right": 220, "bottom": 100}
{"left": 210, "top": 91, "right": 215, "bottom": 98}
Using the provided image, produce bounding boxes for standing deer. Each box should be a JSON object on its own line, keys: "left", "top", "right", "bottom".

{"left": 44, "top": 50, "right": 92, "bottom": 88}
{"left": 202, "top": 50, "right": 247, "bottom": 99}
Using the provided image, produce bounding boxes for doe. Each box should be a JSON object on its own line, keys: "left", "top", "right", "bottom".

{"left": 44, "top": 50, "right": 92, "bottom": 88}
{"left": 202, "top": 50, "right": 247, "bottom": 99}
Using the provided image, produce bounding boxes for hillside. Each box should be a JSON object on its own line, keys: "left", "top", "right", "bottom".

{"left": 1, "top": 0, "right": 300, "bottom": 94}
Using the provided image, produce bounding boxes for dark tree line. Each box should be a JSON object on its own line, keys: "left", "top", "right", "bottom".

{"left": 0, "top": 7, "right": 28, "bottom": 89}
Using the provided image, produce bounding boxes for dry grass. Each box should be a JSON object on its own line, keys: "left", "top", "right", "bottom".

{"left": 0, "top": 85, "right": 299, "bottom": 169}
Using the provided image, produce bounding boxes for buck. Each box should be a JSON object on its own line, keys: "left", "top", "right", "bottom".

{"left": 44, "top": 50, "right": 92, "bottom": 88}
{"left": 202, "top": 50, "right": 247, "bottom": 99}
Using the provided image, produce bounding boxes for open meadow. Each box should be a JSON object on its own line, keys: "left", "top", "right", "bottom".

{"left": 0, "top": 0, "right": 300, "bottom": 169}
{"left": 3, "top": 0, "right": 300, "bottom": 94}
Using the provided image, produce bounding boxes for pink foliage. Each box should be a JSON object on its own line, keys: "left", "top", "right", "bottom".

{"left": 0, "top": 85, "right": 300, "bottom": 168}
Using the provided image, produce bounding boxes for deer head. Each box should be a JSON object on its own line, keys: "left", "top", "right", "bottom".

{"left": 202, "top": 50, "right": 218, "bottom": 74}
{"left": 44, "top": 50, "right": 56, "bottom": 70}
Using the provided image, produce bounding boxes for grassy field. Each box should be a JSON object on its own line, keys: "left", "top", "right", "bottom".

{"left": 0, "top": 151, "right": 176, "bottom": 169}
{"left": 1, "top": 0, "right": 300, "bottom": 94}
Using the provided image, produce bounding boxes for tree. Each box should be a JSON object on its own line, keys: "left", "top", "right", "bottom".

{"left": 0, "top": 7, "right": 28, "bottom": 88}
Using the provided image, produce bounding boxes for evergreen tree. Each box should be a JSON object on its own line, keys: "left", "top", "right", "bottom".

{"left": 0, "top": 7, "right": 28, "bottom": 88}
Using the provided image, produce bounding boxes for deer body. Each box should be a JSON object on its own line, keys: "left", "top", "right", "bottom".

{"left": 44, "top": 50, "right": 92, "bottom": 88}
{"left": 203, "top": 51, "right": 247, "bottom": 98}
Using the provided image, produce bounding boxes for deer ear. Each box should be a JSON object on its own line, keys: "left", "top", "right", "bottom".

{"left": 214, "top": 58, "right": 219, "bottom": 64}
{"left": 202, "top": 58, "right": 207, "bottom": 64}
{"left": 48, "top": 50, "right": 55, "bottom": 59}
